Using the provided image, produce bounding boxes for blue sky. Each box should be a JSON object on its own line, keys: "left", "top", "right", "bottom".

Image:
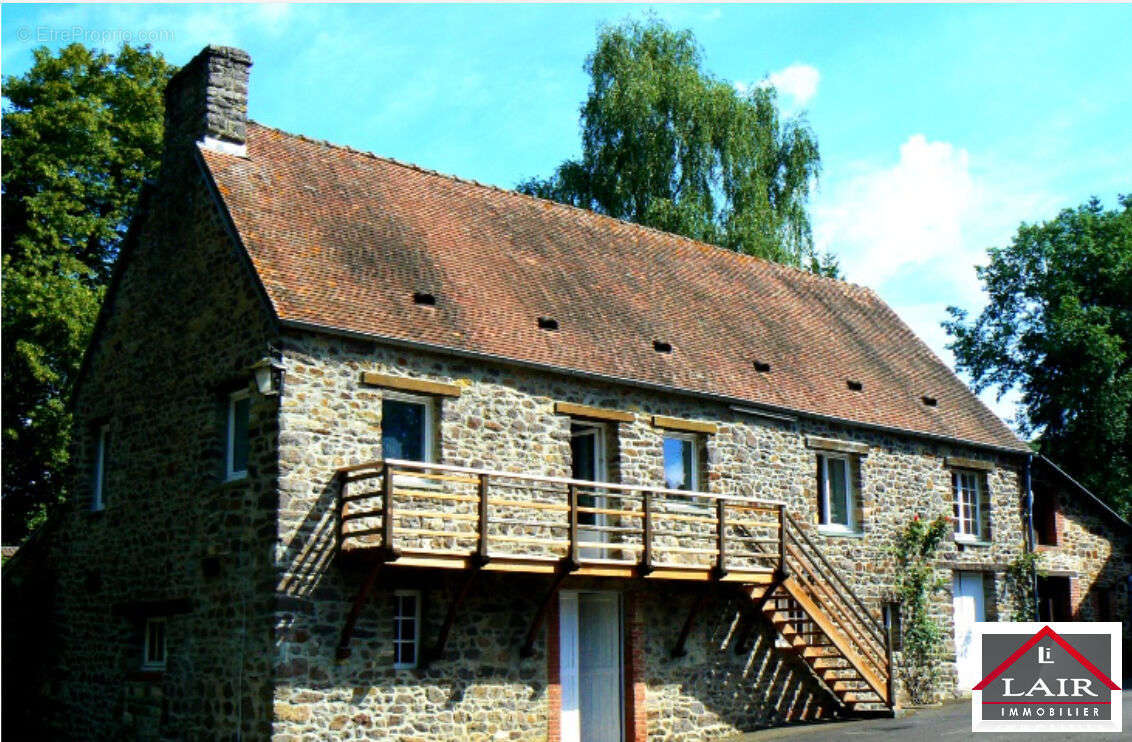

{"left": 4, "top": 3, "right": 1131, "bottom": 427}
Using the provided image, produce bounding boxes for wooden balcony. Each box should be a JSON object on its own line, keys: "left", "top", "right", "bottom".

{"left": 337, "top": 458, "right": 786, "bottom": 584}
{"left": 334, "top": 459, "right": 895, "bottom": 712}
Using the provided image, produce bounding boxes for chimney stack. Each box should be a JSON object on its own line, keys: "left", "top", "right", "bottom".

{"left": 163, "top": 45, "right": 252, "bottom": 160}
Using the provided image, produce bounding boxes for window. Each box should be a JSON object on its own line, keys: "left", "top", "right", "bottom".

{"left": 1033, "top": 491, "right": 1058, "bottom": 546}
{"left": 226, "top": 390, "right": 251, "bottom": 480}
{"left": 663, "top": 434, "right": 701, "bottom": 492}
{"left": 92, "top": 423, "right": 110, "bottom": 511}
{"left": 382, "top": 393, "right": 435, "bottom": 463}
{"left": 953, "top": 470, "right": 983, "bottom": 540}
{"left": 817, "top": 453, "right": 857, "bottom": 532}
{"left": 143, "top": 618, "right": 167, "bottom": 670}
{"left": 392, "top": 590, "right": 421, "bottom": 669}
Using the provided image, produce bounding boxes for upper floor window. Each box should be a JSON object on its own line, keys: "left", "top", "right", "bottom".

{"left": 226, "top": 390, "right": 250, "bottom": 480}
{"left": 143, "top": 617, "right": 167, "bottom": 670}
{"left": 1032, "top": 491, "right": 1058, "bottom": 546}
{"left": 92, "top": 423, "right": 110, "bottom": 511}
{"left": 817, "top": 453, "right": 858, "bottom": 532}
{"left": 663, "top": 434, "right": 702, "bottom": 492}
{"left": 392, "top": 590, "right": 421, "bottom": 669}
{"left": 953, "top": 470, "right": 985, "bottom": 541}
{"left": 382, "top": 392, "right": 435, "bottom": 462}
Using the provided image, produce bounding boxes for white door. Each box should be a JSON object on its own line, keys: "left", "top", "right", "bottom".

{"left": 571, "top": 424, "right": 609, "bottom": 560}
{"left": 952, "top": 571, "right": 985, "bottom": 690}
{"left": 560, "top": 592, "right": 623, "bottom": 742}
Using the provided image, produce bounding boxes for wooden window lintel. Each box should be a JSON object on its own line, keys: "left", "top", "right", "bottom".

{"left": 554, "top": 402, "right": 634, "bottom": 423}
{"left": 805, "top": 435, "right": 869, "bottom": 456}
{"left": 361, "top": 372, "right": 461, "bottom": 397}
{"left": 651, "top": 415, "right": 718, "bottom": 435}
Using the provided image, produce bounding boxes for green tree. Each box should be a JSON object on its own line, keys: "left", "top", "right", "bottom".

{"left": 2, "top": 44, "right": 175, "bottom": 541}
{"left": 518, "top": 18, "right": 834, "bottom": 275}
{"left": 945, "top": 196, "right": 1132, "bottom": 518}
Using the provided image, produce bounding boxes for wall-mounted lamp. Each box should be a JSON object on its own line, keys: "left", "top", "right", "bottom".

{"left": 251, "top": 357, "right": 284, "bottom": 396}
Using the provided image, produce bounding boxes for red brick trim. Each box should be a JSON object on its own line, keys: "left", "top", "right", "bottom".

{"left": 623, "top": 590, "right": 647, "bottom": 742}
{"left": 547, "top": 599, "right": 561, "bottom": 742}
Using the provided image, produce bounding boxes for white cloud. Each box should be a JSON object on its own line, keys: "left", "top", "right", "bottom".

{"left": 813, "top": 134, "right": 1061, "bottom": 431}
{"left": 738, "top": 63, "right": 820, "bottom": 107}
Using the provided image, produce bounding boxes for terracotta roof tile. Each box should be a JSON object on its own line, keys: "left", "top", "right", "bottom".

{"left": 200, "top": 123, "right": 1027, "bottom": 452}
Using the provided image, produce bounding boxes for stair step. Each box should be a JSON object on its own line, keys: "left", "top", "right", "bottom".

{"left": 831, "top": 681, "right": 871, "bottom": 693}
{"left": 801, "top": 646, "right": 841, "bottom": 658}
{"left": 810, "top": 658, "right": 850, "bottom": 669}
{"left": 840, "top": 693, "right": 882, "bottom": 704}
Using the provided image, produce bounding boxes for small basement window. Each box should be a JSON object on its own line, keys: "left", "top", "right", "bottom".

{"left": 412, "top": 292, "right": 436, "bottom": 306}
{"left": 847, "top": 380, "right": 863, "bottom": 392}
{"left": 143, "top": 618, "right": 167, "bottom": 670}
{"left": 538, "top": 317, "right": 559, "bottom": 331}
{"left": 653, "top": 340, "right": 672, "bottom": 353}
{"left": 393, "top": 590, "right": 421, "bottom": 669}
{"left": 921, "top": 395, "right": 938, "bottom": 407}
{"left": 753, "top": 361, "right": 771, "bottom": 373}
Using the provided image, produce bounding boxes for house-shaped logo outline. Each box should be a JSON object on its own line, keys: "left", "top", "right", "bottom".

{"left": 972, "top": 625, "right": 1120, "bottom": 692}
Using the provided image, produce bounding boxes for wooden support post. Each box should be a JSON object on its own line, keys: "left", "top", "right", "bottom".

{"left": 519, "top": 560, "right": 574, "bottom": 658}
{"left": 381, "top": 462, "right": 399, "bottom": 561}
{"left": 474, "top": 473, "right": 491, "bottom": 567}
{"left": 424, "top": 567, "right": 481, "bottom": 667}
{"left": 776, "top": 504, "right": 787, "bottom": 580}
{"left": 713, "top": 499, "right": 728, "bottom": 579}
{"left": 671, "top": 585, "right": 711, "bottom": 658}
{"left": 641, "top": 490, "right": 654, "bottom": 576}
{"left": 335, "top": 558, "right": 385, "bottom": 660}
{"left": 883, "top": 602, "right": 897, "bottom": 708}
{"left": 567, "top": 483, "right": 579, "bottom": 570}
{"left": 336, "top": 472, "right": 347, "bottom": 557}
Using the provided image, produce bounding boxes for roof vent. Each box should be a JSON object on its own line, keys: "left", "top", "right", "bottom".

{"left": 653, "top": 340, "right": 672, "bottom": 354}
{"left": 413, "top": 292, "right": 436, "bottom": 306}
{"left": 921, "top": 395, "right": 938, "bottom": 407}
{"left": 538, "top": 317, "right": 559, "bottom": 331}
{"left": 753, "top": 361, "right": 771, "bottom": 373}
{"left": 847, "top": 380, "right": 863, "bottom": 392}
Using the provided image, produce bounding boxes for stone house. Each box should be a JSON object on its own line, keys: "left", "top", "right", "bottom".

{"left": 1029, "top": 458, "right": 1130, "bottom": 650}
{"left": 22, "top": 45, "right": 1125, "bottom": 740}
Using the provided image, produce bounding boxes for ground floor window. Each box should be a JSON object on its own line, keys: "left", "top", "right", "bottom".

{"left": 143, "top": 618, "right": 167, "bottom": 670}
{"left": 393, "top": 590, "right": 421, "bottom": 669}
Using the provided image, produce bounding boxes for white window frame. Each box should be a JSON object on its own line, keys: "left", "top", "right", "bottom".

{"left": 662, "top": 433, "right": 707, "bottom": 514}
{"left": 143, "top": 617, "right": 167, "bottom": 670}
{"left": 953, "top": 470, "right": 982, "bottom": 541}
{"left": 381, "top": 391, "right": 436, "bottom": 464}
{"left": 92, "top": 423, "right": 109, "bottom": 511}
{"left": 392, "top": 589, "right": 421, "bottom": 670}
{"left": 817, "top": 453, "right": 856, "bottom": 533}
{"left": 226, "top": 389, "right": 250, "bottom": 481}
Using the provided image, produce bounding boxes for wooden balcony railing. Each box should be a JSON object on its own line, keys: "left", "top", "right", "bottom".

{"left": 335, "top": 459, "right": 894, "bottom": 708}
{"left": 337, "top": 459, "right": 787, "bottom": 581}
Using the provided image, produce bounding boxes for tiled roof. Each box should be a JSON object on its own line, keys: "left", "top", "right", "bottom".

{"left": 200, "top": 123, "right": 1027, "bottom": 452}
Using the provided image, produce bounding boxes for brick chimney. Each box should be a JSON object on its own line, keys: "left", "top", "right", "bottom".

{"left": 163, "top": 45, "right": 252, "bottom": 160}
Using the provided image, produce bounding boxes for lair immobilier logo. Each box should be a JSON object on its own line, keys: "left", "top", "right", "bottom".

{"left": 972, "top": 622, "right": 1122, "bottom": 732}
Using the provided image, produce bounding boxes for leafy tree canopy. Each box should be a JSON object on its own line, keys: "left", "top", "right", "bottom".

{"left": 518, "top": 18, "right": 835, "bottom": 275}
{"left": 2, "top": 43, "right": 175, "bottom": 541}
{"left": 945, "top": 196, "right": 1132, "bottom": 518}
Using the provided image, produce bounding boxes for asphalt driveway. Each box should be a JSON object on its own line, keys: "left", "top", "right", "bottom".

{"left": 732, "top": 692, "right": 1129, "bottom": 741}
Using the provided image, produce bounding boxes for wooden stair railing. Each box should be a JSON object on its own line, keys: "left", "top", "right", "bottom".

{"left": 738, "top": 513, "right": 895, "bottom": 711}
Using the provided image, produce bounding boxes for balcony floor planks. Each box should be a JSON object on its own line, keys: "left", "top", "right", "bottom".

{"left": 339, "top": 546, "right": 776, "bottom": 583}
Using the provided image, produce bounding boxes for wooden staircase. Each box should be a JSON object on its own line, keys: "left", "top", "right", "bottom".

{"left": 745, "top": 514, "right": 896, "bottom": 714}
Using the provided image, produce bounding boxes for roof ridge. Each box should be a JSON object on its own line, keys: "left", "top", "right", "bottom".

{"left": 246, "top": 120, "right": 873, "bottom": 300}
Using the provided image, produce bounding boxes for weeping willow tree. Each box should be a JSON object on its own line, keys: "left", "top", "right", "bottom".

{"left": 519, "top": 18, "right": 834, "bottom": 275}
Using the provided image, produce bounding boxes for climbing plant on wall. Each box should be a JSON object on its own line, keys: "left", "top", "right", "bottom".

{"left": 892, "top": 514, "right": 950, "bottom": 704}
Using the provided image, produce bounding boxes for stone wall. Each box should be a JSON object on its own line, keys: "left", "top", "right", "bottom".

{"left": 272, "top": 331, "right": 1030, "bottom": 738}
{"left": 44, "top": 160, "right": 280, "bottom": 739}
{"left": 1036, "top": 484, "right": 1131, "bottom": 643}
